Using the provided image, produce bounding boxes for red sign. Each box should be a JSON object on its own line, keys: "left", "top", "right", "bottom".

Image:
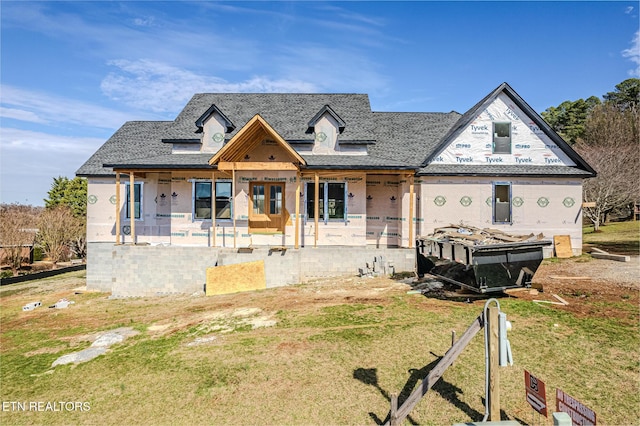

{"left": 556, "top": 388, "right": 597, "bottom": 425}
{"left": 524, "top": 370, "right": 547, "bottom": 417}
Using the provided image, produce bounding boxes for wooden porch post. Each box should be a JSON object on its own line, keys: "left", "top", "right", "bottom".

{"left": 314, "top": 172, "right": 319, "bottom": 248}
{"left": 295, "top": 171, "right": 300, "bottom": 249}
{"left": 129, "top": 172, "right": 136, "bottom": 244}
{"left": 409, "top": 174, "right": 414, "bottom": 249}
{"left": 232, "top": 165, "right": 237, "bottom": 249}
{"left": 211, "top": 172, "right": 216, "bottom": 247}
{"left": 115, "top": 172, "right": 121, "bottom": 244}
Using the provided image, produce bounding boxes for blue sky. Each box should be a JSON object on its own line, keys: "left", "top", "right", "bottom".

{"left": 1, "top": 1, "right": 638, "bottom": 206}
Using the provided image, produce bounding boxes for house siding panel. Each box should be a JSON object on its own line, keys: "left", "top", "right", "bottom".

{"left": 420, "top": 176, "right": 583, "bottom": 256}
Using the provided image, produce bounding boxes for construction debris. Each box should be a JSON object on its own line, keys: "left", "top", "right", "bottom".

{"left": 22, "top": 301, "right": 42, "bottom": 311}
{"left": 416, "top": 225, "right": 551, "bottom": 293}
{"left": 589, "top": 247, "right": 608, "bottom": 254}
{"left": 553, "top": 235, "right": 573, "bottom": 258}
{"left": 358, "top": 255, "right": 393, "bottom": 277}
{"left": 417, "top": 225, "right": 546, "bottom": 246}
{"left": 48, "top": 298, "right": 75, "bottom": 309}
{"left": 533, "top": 300, "right": 565, "bottom": 306}
{"left": 591, "top": 252, "right": 631, "bottom": 262}
{"left": 553, "top": 294, "right": 569, "bottom": 305}
{"left": 534, "top": 293, "right": 569, "bottom": 306}
{"left": 549, "top": 276, "right": 591, "bottom": 280}
{"left": 588, "top": 246, "right": 631, "bottom": 262}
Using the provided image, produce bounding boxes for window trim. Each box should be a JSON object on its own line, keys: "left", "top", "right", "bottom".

{"left": 306, "top": 181, "right": 348, "bottom": 224}
{"left": 492, "top": 122, "right": 511, "bottom": 154}
{"left": 125, "top": 182, "right": 143, "bottom": 220}
{"left": 191, "top": 180, "right": 233, "bottom": 222}
{"left": 492, "top": 181, "right": 512, "bottom": 224}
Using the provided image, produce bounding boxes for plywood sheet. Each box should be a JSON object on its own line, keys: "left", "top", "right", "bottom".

{"left": 206, "top": 260, "right": 266, "bottom": 296}
{"left": 553, "top": 235, "right": 573, "bottom": 258}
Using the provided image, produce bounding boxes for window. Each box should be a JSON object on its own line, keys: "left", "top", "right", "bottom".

{"left": 193, "top": 181, "right": 232, "bottom": 220}
{"left": 215, "top": 182, "right": 232, "bottom": 219}
{"left": 306, "top": 182, "right": 347, "bottom": 222}
{"left": 126, "top": 182, "right": 142, "bottom": 219}
{"left": 493, "top": 122, "right": 511, "bottom": 154}
{"left": 493, "top": 182, "right": 511, "bottom": 224}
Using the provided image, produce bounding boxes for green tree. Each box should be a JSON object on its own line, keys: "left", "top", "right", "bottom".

{"left": 43, "top": 176, "right": 87, "bottom": 260}
{"left": 603, "top": 78, "right": 640, "bottom": 110}
{"left": 44, "top": 176, "right": 87, "bottom": 218}
{"left": 541, "top": 96, "right": 601, "bottom": 144}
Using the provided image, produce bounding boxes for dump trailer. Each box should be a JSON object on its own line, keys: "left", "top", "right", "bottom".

{"left": 416, "top": 226, "right": 552, "bottom": 293}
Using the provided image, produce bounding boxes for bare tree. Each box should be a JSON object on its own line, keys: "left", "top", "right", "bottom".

{"left": 37, "top": 206, "right": 84, "bottom": 265}
{"left": 575, "top": 103, "right": 640, "bottom": 230}
{"left": 0, "top": 204, "right": 41, "bottom": 275}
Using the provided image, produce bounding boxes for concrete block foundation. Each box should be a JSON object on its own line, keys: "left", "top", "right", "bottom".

{"left": 87, "top": 242, "right": 415, "bottom": 297}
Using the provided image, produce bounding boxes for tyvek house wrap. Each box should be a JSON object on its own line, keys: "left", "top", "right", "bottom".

{"left": 432, "top": 93, "right": 575, "bottom": 167}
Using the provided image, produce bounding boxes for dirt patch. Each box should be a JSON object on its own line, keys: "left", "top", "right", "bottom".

{"left": 504, "top": 255, "right": 639, "bottom": 322}
{"left": 404, "top": 255, "right": 639, "bottom": 324}
{"left": 2, "top": 257, "right": 636, "bottom": 341}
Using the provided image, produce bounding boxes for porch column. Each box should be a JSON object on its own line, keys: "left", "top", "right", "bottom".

{"left": 314, "top": 172, "right": 319, "bottom": 248}
{"left": 295, "top": 171, "right": 300, "bottom": 249}
{"left": 408, "top": 174, "right": 414, "bottom": 249}
{"left": 129, "top": 172, "right": 136, "bottom": 244}
{"left": 232, "top": 166, "right": 237, "bottom": 249}
{"left": 211, "top": 171, "right": 216, "bottom": 247}
{"left": 115, "top": 172, "right": 121, "bottom": 245}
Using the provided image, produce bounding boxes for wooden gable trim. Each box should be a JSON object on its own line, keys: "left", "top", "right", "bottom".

{"left": 209, "top": 114, "right": 306, "bottom": 167}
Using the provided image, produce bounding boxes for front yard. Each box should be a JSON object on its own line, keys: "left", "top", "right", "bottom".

{"left": 1, "top": 252, "right": 638, "bottom": 425}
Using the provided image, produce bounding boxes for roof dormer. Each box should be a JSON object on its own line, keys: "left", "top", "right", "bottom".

{"left": 195, "top": 104, "right": 236, "bottom": 153}
{"left": 307, "top": 105, "right": 346, "bottom": 154}
{"left": 307, "top": 104, "right": 346, "bottom": 134}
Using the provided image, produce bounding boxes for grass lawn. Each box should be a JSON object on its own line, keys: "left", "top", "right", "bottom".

{"left": 1, "top": 267, "right": 638, "bottom": 426}
{"left": 583, "top": 220, "right": 640, "bottom": 254}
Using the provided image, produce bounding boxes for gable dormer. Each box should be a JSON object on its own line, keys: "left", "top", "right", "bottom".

{"left": 307, "top": 105, "right": 346, "bottom": 154}
{"left": 195, "top": 104, "right": 235, "bottom": 153}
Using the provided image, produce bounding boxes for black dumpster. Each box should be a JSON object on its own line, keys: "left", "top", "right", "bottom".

{"left": 416, "top": 239, "right": 552, "bottom": 293}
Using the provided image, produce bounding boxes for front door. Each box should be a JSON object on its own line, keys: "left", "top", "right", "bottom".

{"left": 249, "top": 182, "right": 284, "bottom": 233}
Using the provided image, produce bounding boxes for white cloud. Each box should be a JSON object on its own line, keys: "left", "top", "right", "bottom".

{"left": 100, "top": 59, "right": 318, "bottom": 113}
{"left": 0, "top": 128, "right": 105, "bottom": 205}
{"left": 0, "top": 107, "right": 47, "bottom": 124}
{"left": 625, "top": 6, "right": 634, "bottom": 14}
{"left": 133, "top": 16, "right": 155, "bottom": 27}
{"left": 0, "top": 127, "right": 103, "bottom": 154}
{"left": 622, "top": 31, "right": 640, "bottom": 77}
{"left": 274, "top": 45, "right": 389, "bottom": 94}
{"left": 0, "top": 85, "right": 143, "bottom": 129}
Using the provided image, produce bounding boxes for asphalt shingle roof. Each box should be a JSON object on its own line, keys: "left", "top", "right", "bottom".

{"left": 164, "top": 93, "right": 375, "bottom": 142}
{"left": 418, "top": 164, "right": 594, "bottom": 177}
{"left": 370, "top": 112, "right": 462, "bottom": 165}
{"left": 76, "top": 85, "right": 595, "bottom": 178}
{"left": 77, "top": 121, "right": 172, "bottom": 176}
